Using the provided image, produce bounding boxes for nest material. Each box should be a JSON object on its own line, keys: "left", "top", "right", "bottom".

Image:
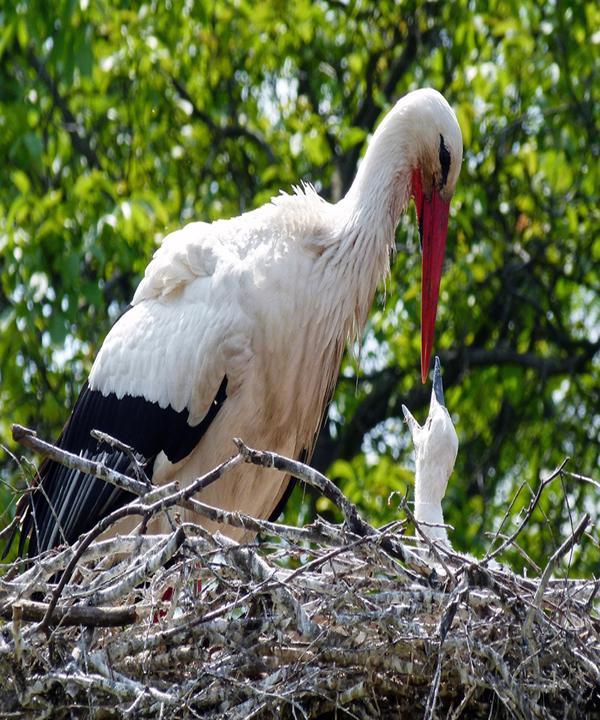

{"left": 1, "top": 433, "right": 599, "bottom": 719}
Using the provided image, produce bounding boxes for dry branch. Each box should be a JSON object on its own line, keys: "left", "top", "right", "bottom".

{"left": 1, "top": 429, "right": 599, "bottom": 719}
{"left": 3, "top": 599, "right": 137, "bottom": 626}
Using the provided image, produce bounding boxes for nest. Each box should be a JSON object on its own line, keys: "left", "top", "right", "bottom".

{"left": 1, "top": 429, "right": 599, "bottom": 719}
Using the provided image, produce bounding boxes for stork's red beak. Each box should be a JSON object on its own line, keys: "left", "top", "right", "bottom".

{"left": 411, "top": 169, "right": 450, "bottom": 383}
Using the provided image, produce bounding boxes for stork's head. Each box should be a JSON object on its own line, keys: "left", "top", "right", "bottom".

{"left": 403, "top": 90, "right": 462, "bottom": 383}
{"left": 401, "top": 357, "right": 458, "bottom": 491}
{"left": 345, "top": 89, "right": 462, "bottom": 382}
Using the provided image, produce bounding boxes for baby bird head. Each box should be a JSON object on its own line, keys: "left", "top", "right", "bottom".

{"left": 402, "top": 357, "right": 458, "bottom": 481}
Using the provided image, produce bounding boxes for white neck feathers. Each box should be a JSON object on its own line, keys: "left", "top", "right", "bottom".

{"left": 325, "top": 107, "right": 417, "bottom": 340}
{"left": 414, "top": 459, "right": 450, "bottom": 544}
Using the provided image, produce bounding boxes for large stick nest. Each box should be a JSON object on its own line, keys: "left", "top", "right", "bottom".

{"left": 1, "top": 431, "right": 598, "bottom": 719}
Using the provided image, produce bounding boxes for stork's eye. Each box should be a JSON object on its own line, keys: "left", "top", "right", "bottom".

{"left": 439, "top": 134, "right": 451, "bottom": 188}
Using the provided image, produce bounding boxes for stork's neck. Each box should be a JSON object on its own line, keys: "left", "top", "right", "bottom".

{"left": 341, "top": 107, "right": 414, "bottom": 240}
{"left": 414, "top": 462, "right": 449, "bottom": 544}
{"left": 327, "top": 112, "right": 415, "bottom": 334}
{"left": 414, "top": 459, "right": 449, "bottom": 504}
{"left": 414, "top": 500, "right": 447, "bottom": 540}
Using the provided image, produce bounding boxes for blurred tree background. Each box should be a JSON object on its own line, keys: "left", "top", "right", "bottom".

{"left": 0, "top": 0, "right": 598, "bottom": 574}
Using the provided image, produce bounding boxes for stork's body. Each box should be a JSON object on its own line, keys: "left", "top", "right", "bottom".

{"left": 19, "top": 88, "right": 462, "bottom": 555}
{"left": 93, "top": 192, "right": 387, "bottom": 542}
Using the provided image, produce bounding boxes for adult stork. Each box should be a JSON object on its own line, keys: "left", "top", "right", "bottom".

{"left": 17, "top": 88, "right": 462, "bottom": 556}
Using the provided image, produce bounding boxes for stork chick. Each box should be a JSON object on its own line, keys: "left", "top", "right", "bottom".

{"left": 402, "top": 357, "right": 458, "bottom": 547}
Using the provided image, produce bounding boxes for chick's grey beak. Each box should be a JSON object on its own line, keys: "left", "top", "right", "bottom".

{"left": 402, "top": 404, "right": 420, "bottom": 436}
{"left": 431, "top": 355, "right": 445, "bottom": 408}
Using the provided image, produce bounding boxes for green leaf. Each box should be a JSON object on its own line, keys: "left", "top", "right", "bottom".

{"left": 11, "top": 169, "right": 31, "bottom": 194}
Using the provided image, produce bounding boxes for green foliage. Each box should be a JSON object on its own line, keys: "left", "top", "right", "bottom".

{"left": 0, "top": 1, "right": 598, "bottom": 574}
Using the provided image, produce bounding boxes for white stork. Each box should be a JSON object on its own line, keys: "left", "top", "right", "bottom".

{"left": 19, "top": 88, "right": 462, "bottom": 555}
{"left": 402, "top": 357, "right": 458, "bottom": 546}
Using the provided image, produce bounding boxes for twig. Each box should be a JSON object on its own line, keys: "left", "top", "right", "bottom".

{"left": 12, "top": 426, "right": 339, "bottom": 552}
{"left": 562, "top": 470, "right": 600, "bottom": 491}
{"left": 485, "top": 476, "right": 529, "bottom": 556}
{"left": 0, "top": 514, "right": 21, "bottom": 544}
{"left": 86, "top": 526, "right": 186, "bottom": 606}
{"left": 12, "top": 424, "right": 150, "bottom": 498}
{"left": 90, "top": 428, "right": 151, "bottom": 486}
{"left": 483, "top": 531, "right": 541, "bottom": 573}
{"left": 486, "top": 458, "right": 570, "bottom": 561}
{"left": 523, "top": 513, "right": 590, "bottom": 633}
{"left": 235, "top": 439, "right": 424, "bottom": 572}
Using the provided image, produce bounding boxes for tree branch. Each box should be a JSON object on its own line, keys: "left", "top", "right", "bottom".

{"left": 170, "top": 76, "right": 275, "bottom": 163}
{"left": 24, "top": 48, "right": 101, "bottom": 169}
{"left": 312, "top": 343, "right": 598, "bottom": 473}
{"left": 6, "top": 599, "right": 137, "bottom": 627}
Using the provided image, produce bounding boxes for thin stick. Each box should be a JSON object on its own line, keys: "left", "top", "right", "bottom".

{"left": 12, "top": 424, "right": 150, "bottom": 498}
{"left": 484, "top": 476, "right": 529, "bottom": 558}
{"left": 523, "top": 513, "right": 590, "bottom": 633}
{"left": 562, "top": 470, "right": 600, "bottom": 491}
{"left": 483, "top": 531, "right": 541, "bottom": 573}
{"left": 486, "top": 458, "right": 570, "bottom": 562}
{"left": 13, "top": 426, "right": 330, "bottom": 552}
{"left": 234, "top": 439, "right": 424, "bottom": 572}
{"left": 90, "top": 428, "right": 150, "bottom": 486}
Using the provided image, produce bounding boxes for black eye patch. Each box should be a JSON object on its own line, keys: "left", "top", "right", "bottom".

{"left": 439, "top": 134, "right": 451, "bottom": 188}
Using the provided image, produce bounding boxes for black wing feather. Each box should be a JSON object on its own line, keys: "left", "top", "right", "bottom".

{"left": 19, "top": 377, "right": 227, "bottom": 556}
